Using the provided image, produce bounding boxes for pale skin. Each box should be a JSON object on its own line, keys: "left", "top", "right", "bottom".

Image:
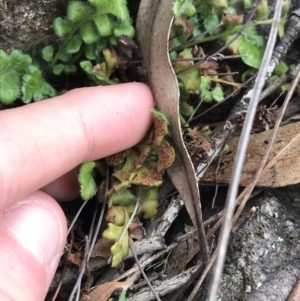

{"left": 0, "top": 83, "right": 154, "bottom": 301}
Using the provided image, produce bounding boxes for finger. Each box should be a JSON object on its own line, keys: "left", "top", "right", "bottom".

{"left": 0, "top": 83, "right": 153, "bottom": 208}
{"left": 0, "top": 191, "right": 67, "bottom": 301}
{"left": 41, "top": 167, "right": 80, "bottom": 201}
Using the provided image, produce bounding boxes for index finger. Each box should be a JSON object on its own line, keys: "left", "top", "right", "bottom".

{"left": 0, "top": 83, "right": 154, "bottom": 209}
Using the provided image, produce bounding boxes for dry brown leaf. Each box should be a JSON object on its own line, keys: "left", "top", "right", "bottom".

{"left": 89, "top": 279, "right": 134, "bottom": 301}
{"left": 136, "top": 0, "right": 208, "bottom": 255}
{"left": 202, "top": 121, "right": 300, "bottom": 187}
{"left": 90, "top": 238, "right": 113, "bottom": 259}
{"left": 67, "top": 252, "right": 82, "bottom": 267}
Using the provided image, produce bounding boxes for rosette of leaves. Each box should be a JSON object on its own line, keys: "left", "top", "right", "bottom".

{"left": 44, "top": 0, "right": 134, "bottom": 76}
{"left": 77, "top": 109, "right": 175, "bottom": 266}
{"left": 0, "top": 49, "right": 56, "bottom": 104}
{"left": 110, "top": 109, "right": 175, "bottom": 190}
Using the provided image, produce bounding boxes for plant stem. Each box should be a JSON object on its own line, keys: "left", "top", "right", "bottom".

{"left": 179, "top": 19, "right": 273, "bottom": 49}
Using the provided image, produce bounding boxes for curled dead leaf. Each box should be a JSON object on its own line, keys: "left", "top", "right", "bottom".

{"left": 202, "top": 121, "right": 300, "bottom": 187}
{"left": 136, "top": 0, "right": 209, "bottom": 260}
{"left": 89, "top": 279, "right": 134, "bottom": 301}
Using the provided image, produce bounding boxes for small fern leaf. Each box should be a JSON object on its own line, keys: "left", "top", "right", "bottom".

{"left": 42, "top": 46, "right": 54, "bottom": 62}
{"left": 114, "top": 22, "right": 135, "bottom": 38}
{"left": 67, "top": 1, "right": 95, "bottom": 22}
{"left": 53, "top": 17, "right": 73, "bottom": 37}
{"left": 80, "top": 20, "right": 100, "bottom": 44}
{"left": 93, "top": 14, "right": 114, "bottom": 37}
{"left": 66, "top": 34, "right": 82, "bottom": 54}
{"left": 78, "top": 161, "right": 98, "bottom": 201}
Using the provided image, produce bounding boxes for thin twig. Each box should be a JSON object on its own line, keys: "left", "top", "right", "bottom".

{"left": 171, "top": 22, "right": 224, "bottom": 52}
{"left": 207, "top": 1, "right": 283, "bottom": 300}
{"left": 129, "top": 241, "right": 162, "bottom": 301}
{"left": 51, "top": 229, "right": 74, "bottom": 301}
{"left": 68, "top": 169, "right": 109, "bottom": 301}
{"left": 119, "top": 187, "right": 141, "bottom": 242}
{"left": 67, "top": 199, "right": 89, "bottom": 236}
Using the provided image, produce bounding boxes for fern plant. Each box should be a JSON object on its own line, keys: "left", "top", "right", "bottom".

{"left": 0, "top": 49, "right": 56, "bottom": 104}
{"left": 45, "top": 0, "right": 135, "bottom": 75}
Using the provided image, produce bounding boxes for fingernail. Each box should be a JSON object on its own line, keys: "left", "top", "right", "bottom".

{"left": 3, "top": 193, "right": 65, "bottom": 266}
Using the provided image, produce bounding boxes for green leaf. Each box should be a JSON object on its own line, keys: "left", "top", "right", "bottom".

{"left": 21, "top": 66, "right": 56, "bottom": 103}
{"left": 0, "top": 75, "right": 20, "bottom": 104}
{"left": 138, "top": 187, "right": 159, "bottom": 219}
{"left": 211, "top": 86, "right": 224, "bottom": 102}
{"left": 80, "top": 60, "right": 116, "bottom": 85}
{"left": 58, "top": 50, "right": 72, "bottom": 63}
{"left": 111, "top": 236, "right": 129, "bottom": 267}
{"left": 67, "top": 1, "right": 95, "bottom": 22}
{"left": 0, "top": 49, "right": 31, "bottom": 104}
{"left": 173, "top": 0, "right": 196, "bottom": 17}
{"left": 10, "top": 50, "right": 32, "bottom": 72}
{"left": 243, "top": 0, "right": 252, "bottom": 8}
{"left": 33, "top": 90, "right": 43, "bottom": 101}
{"left": 88, "top": 0, "right": 129, "bottom": 21}
{"left": 64, "top": 64, "right": 77, "bottom": 74}
{"left": 180, "top": 99, "right": 194, "bottom": 116}
{"left": 84, "top": 43, "right": 96, "bottom": 60}
{"left": 93, "top": 14, "right": 114, "bottom": 37}
{"left": 239, "top": 41, "right": 264, "bottom": 69}
{"left": 53, "top": 17, "right": 73, "bottom": 37}
{"left": 109, "top": 188, "right": 136, "bottom": 206}
{"left": 66, "top": 34, "right": 82, "bottom": 53}
{"left": 204, "top": 14, "right": 219, "bottom": 32}
{"left": 243, "top": 25, "right": 265, "bottom": 48}
{"left": 199, "top": 76, "right": 211, "bottom": 92}
{"left": 106, "top": 207, "right": 126, "bottom": 226}
{"left": 181, "top": 2, "right": 196, "bottom": 16}
{"left": 118, "top": 293, "right": 127, "bottom": 301}
{"left": 52, "top": 64, "right": 64, "bottom": 75}
{"left": 274, "top": 61, "right": 288, "bottom": 76}
{"left": 114, "top": 22, "right": 135, "bottom": 38}
{"left": 41, "top": 82, "right": 56, "bottom": 97}
{"left": 80, "top": 20, "right": 100, "bottom": 44}
{"left": 255, "top": 0, "right": 270, "bottom": 20}
{"left": 42, "top": 45, "right": 54, "bottom": 62}
{"left": 201, "top": 89, "right": 213, "bottom": 102}
{"left": 78, "top": 161, "right": 98, "bottom": 201}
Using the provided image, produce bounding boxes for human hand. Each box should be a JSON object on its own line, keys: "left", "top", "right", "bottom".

{"left": 0, "top": 83, "right": 153, "bottom": 301}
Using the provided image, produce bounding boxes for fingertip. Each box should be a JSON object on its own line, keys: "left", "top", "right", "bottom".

{"left": 0, "top": 191, "right": 67, "bottom": 300}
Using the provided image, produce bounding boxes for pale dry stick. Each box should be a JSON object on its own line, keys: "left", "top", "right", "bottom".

{"left": 232, "top": 63, "right": 300, "bottom": 224}
{"left": 259, "top": 72, "right": 289, "bottom": 102}
{"left": 129, "top": 241, "right": 162, "bottom": 301}
{"left": 118, "top": 186, "right": 141, "bottom": 243}
{"left": 67, "top": 199, "right": 89, "bottom": 236}
{"left": 259, "top": 64, "right": 300, "bottom": 102}
{"left": 171, "top": 22, "right": 224, "bottom": 52}
{"left": 114, "top": 211, "right": 224, "bottom": 283}
{"left": 115, "top": 231, "right": 196, "bottom": 282}
{"left": 207, "top": 0, "right": 283, "bottom": 299}
{"left": 88, "top": 169, "right": 110, "bottom": 258}
{"left": 186, "top": 248, "right": 219, "bottom": 301}
{"left": 67, "top": 170, "right": 109, "bottom": 301}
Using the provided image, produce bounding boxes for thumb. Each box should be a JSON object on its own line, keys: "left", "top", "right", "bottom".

{"left": 0, "top": 191, "right": 67, "bottom": 301}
